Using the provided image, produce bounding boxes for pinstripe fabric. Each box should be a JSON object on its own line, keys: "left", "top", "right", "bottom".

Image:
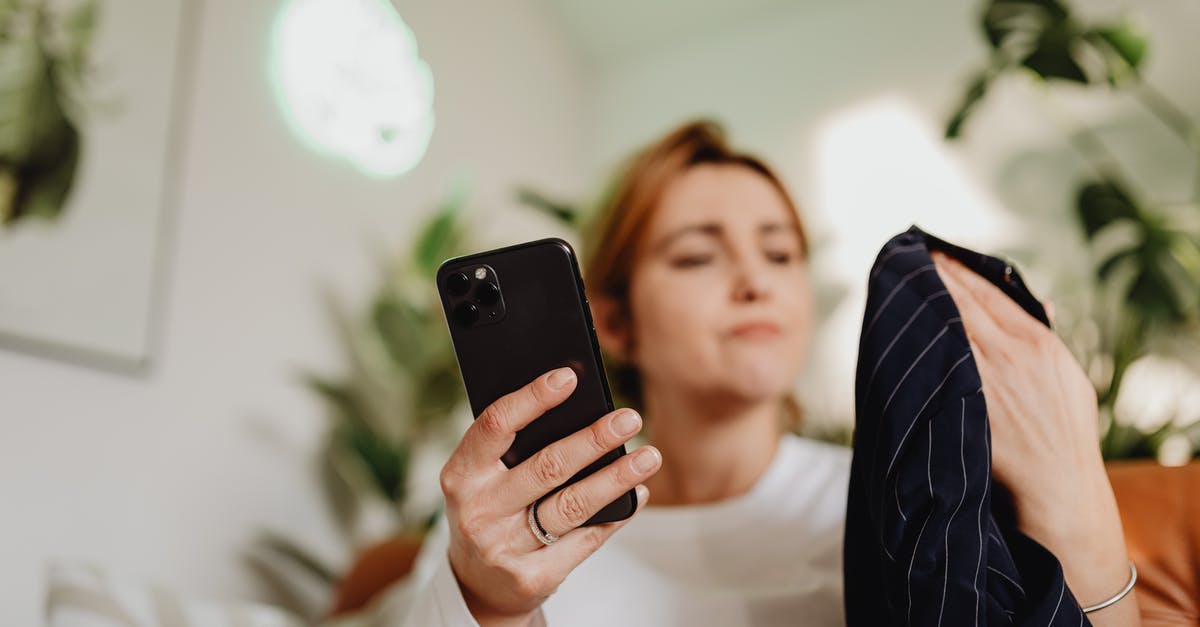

{"left": 844, "top": 226, "right": 1090, "bottom": 626}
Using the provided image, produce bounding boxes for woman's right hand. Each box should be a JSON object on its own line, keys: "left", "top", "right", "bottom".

{"left": 439, "top": 366, "right": 662, "bottom": 626}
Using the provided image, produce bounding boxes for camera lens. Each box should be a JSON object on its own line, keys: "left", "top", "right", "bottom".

{"left": 452, "top": 301, "right": 479, "bottom": 326}
{"left": 475, "top": 282, "right": 501, "bottom": 305}
{"left": 445, "top": 271, "right": 471, "bottom": 296}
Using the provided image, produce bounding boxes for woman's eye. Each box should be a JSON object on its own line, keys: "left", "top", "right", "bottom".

{"left": 670, "top": 255, "right": 714, "bottom": 268}
{"left": 766, "top": 251, "right": 793, "bottom": 264}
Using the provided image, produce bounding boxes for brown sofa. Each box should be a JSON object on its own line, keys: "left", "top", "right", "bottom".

{"left": 1106, "top": 459, "right": 1200, "bottom": 625}
{"left": 331, "top": 460, "right": 1200, "bottom": 623}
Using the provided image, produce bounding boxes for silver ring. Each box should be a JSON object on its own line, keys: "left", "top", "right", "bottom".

{"left": 526, "top": 499, "right": 559, "bottom": 546}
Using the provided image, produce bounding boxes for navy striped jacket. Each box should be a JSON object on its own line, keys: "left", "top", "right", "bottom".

{"left": 844, "top": 226, "right": 1090, "bottom": 626}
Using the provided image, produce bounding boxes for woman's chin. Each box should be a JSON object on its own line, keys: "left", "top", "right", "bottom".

{"left": 655, "top": 352, "right": 802, "bottom": 406}
{"left": 719, "top": 369, "right": 797, "bottom": 403}
{"left": 723, "top": 351, "right": 801, "bottom": 385}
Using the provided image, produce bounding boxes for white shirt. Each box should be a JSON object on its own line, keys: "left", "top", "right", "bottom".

{"left": 385, "top": 433, "right": 851, "bottom": 626}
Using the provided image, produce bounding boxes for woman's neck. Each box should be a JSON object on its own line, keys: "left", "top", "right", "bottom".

{"left": 640, "top": 388, "right": 782, "bottom": 506}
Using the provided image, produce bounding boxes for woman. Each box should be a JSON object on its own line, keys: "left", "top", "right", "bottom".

{"left": 393, "top": 121, "right": 1139, "bottom": 626}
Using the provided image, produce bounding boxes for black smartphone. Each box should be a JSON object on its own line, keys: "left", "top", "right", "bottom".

{"left": 436, "top": 237, "right": 637, "bottom": 525}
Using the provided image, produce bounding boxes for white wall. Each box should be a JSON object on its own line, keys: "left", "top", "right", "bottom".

{"left": 0, "top": 0, "right": 589, "bottom": 624}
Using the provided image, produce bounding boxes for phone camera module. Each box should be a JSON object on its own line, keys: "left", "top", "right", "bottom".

{"left": 475, "top": 282, "right": 501, "bottom": 306}
{"left": 452, "top": 301, "right": 479, "bottom": 326}
{"left": 444, "top": 264, "right": 503, "bottom": 327}
{"left": 446, "top": 272, "right": 471, "bottom": 296}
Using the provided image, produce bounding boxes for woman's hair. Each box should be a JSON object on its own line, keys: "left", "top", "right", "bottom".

{"left": 582, "top": 119, "right": 810, "bottom": 428}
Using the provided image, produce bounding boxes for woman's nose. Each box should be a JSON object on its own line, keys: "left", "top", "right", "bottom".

{"left": 731, "top": 262, "right": 772, "bottom": 303}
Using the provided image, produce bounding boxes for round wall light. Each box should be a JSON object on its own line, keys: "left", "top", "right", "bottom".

{"left": 271, "top": 0, "right": 434, "bottom": 178}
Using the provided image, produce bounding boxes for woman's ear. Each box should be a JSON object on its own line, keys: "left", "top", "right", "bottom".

{"left": 589, "top": 294, "right": 631, "bottom": 361}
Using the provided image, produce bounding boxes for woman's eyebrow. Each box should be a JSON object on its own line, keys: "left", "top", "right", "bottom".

{"left": 759, "top": 222, "right": 801, "bottom": 236}
{"left": 653, "top": 221, "right": 800, "bottom": 252}
{"left": 653, "top": 223, "right": 722, "bottom": 252}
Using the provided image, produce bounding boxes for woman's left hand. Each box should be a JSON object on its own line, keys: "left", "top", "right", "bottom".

{"left": 931, "top": 250, "right": 1140, "bottom": 625}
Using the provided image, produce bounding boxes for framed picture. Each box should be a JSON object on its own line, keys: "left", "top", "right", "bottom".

{"left": 0, "top": 0, "right": 197, "bottom": 373}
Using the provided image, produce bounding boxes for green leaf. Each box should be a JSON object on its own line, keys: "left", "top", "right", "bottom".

{"left": 982, "top": 0, "right": 1069, "bottom": 50}
{"left": 372, "top": 293, "right": 431, "bottom": 371}
{"left": 316, "top": 288, "right": 407, "bottom": 442}
{"left": 256, "top": 531, "right": 337, "bottom": 584}
{"left": 945, "top": 72, "right": 991, "bottom": 139}
{"left": 1101, "top": 420, "right": 1159, "bottom": 460}
{"left": 318, "top": 445, "right": 360, "bottom": 539}
{"left": 241, "top": 549, "right": 328, "bottom": 622}
{"left": 0, "top": 45, "right": 51, "bottom": 157}
{"left": 58, "top": 0, "right": 98, "bottom": 82}
{"left": 1183, "top": 417, "right": 1200, "bottom": 445}
{"left": 1167, "top": 233, "right": 1200, "bottom": 286}
{"left": 1091, "top": 21, "right": 1146, "bottom": 73}
{"left": 1127, "top": 264, "right": 1184, "bottom": 323}
{"left": 516, "top": 187, "right": 581, "bottom": 227}
{"left": 0, "top": 5, "right": 20, "bottom": 46}
{"left": 342, "top": 424, "right": 410, "bottom": 502}
{"left": 304, "top": 374, "right": 371, "bottom": 431}
{"left": 414, "top": 360, "right": 464, "bottom": 429}
{"left": 414, "top": 186, "right": 469, "bottom": 277}
{"left": 0, "top": 5, "right": 88, "bottom": 227}
{"left": 980, "top": 1, "right": 1156, "bottom": 88}
{"left": 1096, "top": 247, "right": 1137, "bottom": 279}
{"left": 14, "top": 118, "right": 80, "bottom": 221}
{"left": 1076, "top": 180, "right": 1139, "bottom": 239}
{"left": 1021, "top": 36, "right": 1088, "bottom": 83}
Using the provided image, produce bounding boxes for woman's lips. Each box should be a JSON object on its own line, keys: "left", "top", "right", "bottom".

{"left": 728, "top": 321, "right": 782, "bottom": 339}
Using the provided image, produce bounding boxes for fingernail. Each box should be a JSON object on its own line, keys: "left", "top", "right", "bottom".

{"left": 631, "top": 447, "right": 660, "bottom": 474}
{"left": 547, "top": 367, "right": 576, "bottom": 390}
{"left": 635, "top": 484, "right": 649, "bottom": 504}
{"left": 611, "top": 410, "right": 641, "bottom": 437}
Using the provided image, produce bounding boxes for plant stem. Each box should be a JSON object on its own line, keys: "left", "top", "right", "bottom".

{"left": 1131, "top": 83, "right": 1200, "bottom": 200}
{"left": 1100, "top": 314, "right": 1145, "bottom": 408}
{"left": 1040, "top": 93, "right": 1141, "bottom": 195}
{"left": 1089, "top": 28, "right": 1200, "bottom": 200}
{"left": 1133, "top": 83, "right": 1200, "bottom": 150}
{"left": 0, "top": 167, "right": 18, "bottom": 225}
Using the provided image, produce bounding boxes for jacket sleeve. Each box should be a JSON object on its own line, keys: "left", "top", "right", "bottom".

{"left": 876, "top": 392, "right": 1086, "bottom": 626}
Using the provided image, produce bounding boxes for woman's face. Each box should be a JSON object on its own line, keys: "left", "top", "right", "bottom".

{"left": 624, "top": 163, "right": 813, "bottom": 408}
